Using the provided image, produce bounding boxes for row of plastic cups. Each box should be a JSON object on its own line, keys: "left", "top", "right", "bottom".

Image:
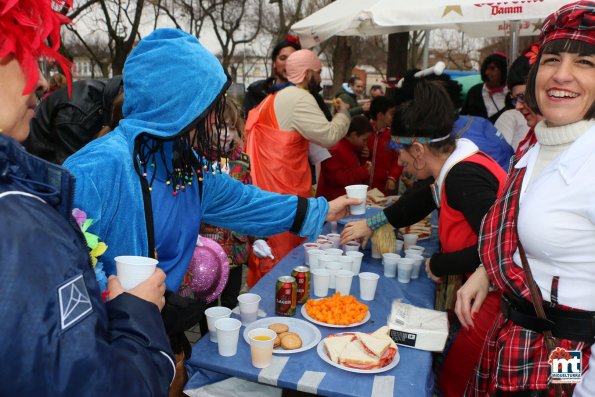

{"left": 382, "top": 251, "right": 426, "bottom": 283}
{"left": 304, "top": 239, "right": 360, "bottom": 261}
{"left": 308, "top": 249, "right": 364, "bottom": 275}
{"left": 311, "top": 268, "right": 380, "bottom": 301}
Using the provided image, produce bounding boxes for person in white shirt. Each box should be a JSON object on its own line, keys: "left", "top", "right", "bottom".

{"left": 455, "top": 1, "right": 595, "bottom": 395}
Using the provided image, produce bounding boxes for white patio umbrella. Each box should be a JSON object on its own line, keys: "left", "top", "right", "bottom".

{"left": 291, "top": 0, "right": 570, "bottom": 49}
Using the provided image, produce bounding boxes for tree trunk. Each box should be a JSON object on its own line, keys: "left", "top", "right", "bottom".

{"left": 330, "top": 37, "right": 356, "bottom": 97}
{"left": 386, "top": 32, "right": 409, "bottom": 98}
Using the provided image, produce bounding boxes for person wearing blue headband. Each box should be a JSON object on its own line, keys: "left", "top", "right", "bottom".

{"left": 341, "top": 79, "right": 507, "bottom": 397}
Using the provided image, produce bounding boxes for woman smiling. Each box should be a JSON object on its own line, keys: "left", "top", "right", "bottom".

{"left": 456, "top": 2, "right": 595, "bottom": 396}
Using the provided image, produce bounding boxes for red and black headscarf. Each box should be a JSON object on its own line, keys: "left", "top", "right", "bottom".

{"left": 0, "top": 0, "right": 73, "bottom": 95}
{"left": 540, "top": 1, "right": 594, "bottom": 47}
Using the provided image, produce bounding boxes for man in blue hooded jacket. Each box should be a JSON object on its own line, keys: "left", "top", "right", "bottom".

{"left": 63, "top": 28, "right": 356, "bottom": 371}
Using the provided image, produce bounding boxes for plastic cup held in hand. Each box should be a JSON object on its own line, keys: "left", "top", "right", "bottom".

{"left": 345, "top": 251, "right": 364, "bottom": 274}
{"left": 248, "top": 328, "right": 277, "bottom": 368}
{"left": 406, "top": 253, "right": 424, "bottom": 279}
{"left": 312, "top": 268, "right": 330, "bottom": 297}
{"left": 237, "top": 293, "right": 261, "bottom": 326}
{"left": 358, "top": 272, "right": 380, "bottom": 301}
{"left": 214, "top": 317, "right": 242, "bottom": 357}
{"left": 205, "top": 306, "right": 232, "bottom": 343}
{"left": 382, "top": 253, "right": 400, "bottom": 278}
{"left": 402, "top": 233, "right": 418, "bottom": 250}
{"left": 345, "top": 184, "right": 368, "bottom": 215}
{"left": 115, "top": 256, "right": 158, "bottom": 290}
{"left": 335, "top": 270, "right": 354, "bottom": 296}
{"left": 397, "top": 258, "right": 414, "bottom": 283}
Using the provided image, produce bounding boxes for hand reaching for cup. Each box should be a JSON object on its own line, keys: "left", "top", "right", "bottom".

{"left": 340, "top": 219, "right": 372, "bottom": 248}
{"left": 108, "top": 268, "right": 167, "bottom": 311}
{"left": 326, "top": 195, "right": 362, "bottom": 222}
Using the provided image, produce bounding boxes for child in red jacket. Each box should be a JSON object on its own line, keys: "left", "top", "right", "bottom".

{"left": 316, "top": 115, "right": 372, "bottom": 201}
{"left": 362, "top": 96, "right": 401, "bottom": 195}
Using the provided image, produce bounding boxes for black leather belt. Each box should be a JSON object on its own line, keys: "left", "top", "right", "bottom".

{"left": 501, "top": 293, "right": 595, "bottom": 344}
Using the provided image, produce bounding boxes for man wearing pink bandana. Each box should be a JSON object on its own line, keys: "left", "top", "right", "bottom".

{"left": 245, "top": 49, "right": 351, "bottom": 286}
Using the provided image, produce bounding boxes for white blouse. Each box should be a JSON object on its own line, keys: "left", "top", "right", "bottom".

{"left": 514, "top": 121, "right": 595, "bottom": 311}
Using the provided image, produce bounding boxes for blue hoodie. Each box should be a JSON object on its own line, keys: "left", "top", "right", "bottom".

{"left": 65, "top": 29, "right": 329, "bottom": 291}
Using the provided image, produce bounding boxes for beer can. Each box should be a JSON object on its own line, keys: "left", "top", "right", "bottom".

{"left": 275, "top": 276, "right": 297, "bottom": 316}
{"left": 291, "top": 266, "right": 310, "bottom": 304}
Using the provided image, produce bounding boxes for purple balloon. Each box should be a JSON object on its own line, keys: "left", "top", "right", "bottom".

{"left": 187, "top": 236, "right": 230, "bottom": 304}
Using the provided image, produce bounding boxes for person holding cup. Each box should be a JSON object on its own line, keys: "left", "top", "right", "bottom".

{"left": 63, "top": 28, "right": 361, "bottom": 378}
{"left": 456, "top": 3, "right": 595, "bottom": 395}
{"left": 341, "top": 79, "right": 507, "bottom": 397}
{"left": 0, "top": 1, "right": 174, "bottom": 395}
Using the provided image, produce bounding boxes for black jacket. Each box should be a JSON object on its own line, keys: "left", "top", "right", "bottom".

{"left": 26, "top": 76, "right": 123, "bottom": 164}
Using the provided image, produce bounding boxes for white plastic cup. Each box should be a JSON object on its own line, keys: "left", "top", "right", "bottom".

{"left": 326, "top": 233, "right": 341, "bottom": 249}
{"left": 205, "top": 306, "right": 232, "bottom": 343}
{"left": 402, "top": 234, "right": 419, "bottom": 250}
{"left": 345, "top": 251, "right": 364, "bottom": 274}
{"left": 407, "top": 245, "right": 425, "bottom": 255}
{"left": 115, "top": 256, "right": 158, "bottom": 290}
{"left": 312, "top": 268, "right": 330, "bottom": 297}
{"left": 345, "top": 184, "right": 368, "bottom": 215}
{"left": 338, "top": 256, "right": 354, "bottom": 271}
{"left": 359, "top": 272, "right": 380, "bottom": 301}
{"left": 395, "top": 240, "right": 404, "bottom": 255}
{"left": 397, "top": 258, "right": 414, "bottom": 283}
{"left": 371, "top": 243, "right": 382, "bottom": 259}
{"left": 318, "top": 234, "right": 328, "bottom": 241}
{"left": 303, "top": 243, "right": 320, "bottom": 265}
{"left": 382, "top": 253, "right": 400, "bottom": 278}
{"left": 318, "top": 255, "right": 337, "bottom": 270}
{"left": 237, "top": 293, "right": 261, "bottom": 326}
{"left": 248, "top": 328, "right": 277, "bottom": 368}
{"left": 325, "top": 261, "right": 342, "bottom": 289}
{"left": 406, "top": 253, "right": 425, "bottom": 279}
{"left": 308, "top": 249, "right": 327, "bottom": 270}
{"left": 335, "top": 270, "right": 354, "bottom": 296}
{"left": 318, "top": 241, "right": 334, "bottom": 250}
{"left": 342, "top": 241, "right": 361, "bottom": 252}
{"left": 324, "top": 248, "right": 344, "bottom": 256}
{"left": 214, "top": 317, "right": 242, "bottom": 356}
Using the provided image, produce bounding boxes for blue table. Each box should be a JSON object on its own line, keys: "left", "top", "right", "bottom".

{"left": 186, "top": 222, "right": 438, "bottom": 397}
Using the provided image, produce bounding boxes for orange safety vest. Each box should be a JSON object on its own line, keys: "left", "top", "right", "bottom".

{"left": 244, "top": 93, "right": 311, "bottom": 287}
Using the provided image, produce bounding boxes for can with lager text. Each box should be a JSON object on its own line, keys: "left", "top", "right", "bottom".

{"left": 291, "top": 266, "right": 310, "bottom": 304}
{"left": 275, "top": 276, "right": 297, "bottom": 316}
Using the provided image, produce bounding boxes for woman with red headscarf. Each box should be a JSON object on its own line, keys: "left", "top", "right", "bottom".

{"left": 456, "top": 2, "right": 595, "bottom": 396}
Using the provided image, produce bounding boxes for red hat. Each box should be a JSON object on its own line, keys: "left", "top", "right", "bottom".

{"left": 0, "top": 0, "right": 73, "bottom": 95}
{"left": 540, "top": 1, "right": 595, "bottom": 47}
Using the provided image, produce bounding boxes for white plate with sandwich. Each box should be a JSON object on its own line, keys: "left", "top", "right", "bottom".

{"left": 317, "top": 327, "right": 400, "bottom": 373}
{"left": 243, "top": 317, "right": 322, "bottom": 354}
{"left": 301, "top": 305, "right": 371, "bottom": 328}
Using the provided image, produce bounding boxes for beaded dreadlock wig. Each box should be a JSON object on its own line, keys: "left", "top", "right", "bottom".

{"left": 0, "top": 0, "right": 72, "bottom": 95}
{"left": 119, "top": 29, "right": 231, "bottom": 196}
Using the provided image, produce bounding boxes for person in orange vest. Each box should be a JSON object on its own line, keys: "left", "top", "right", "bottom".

{"left": 245, "top": 49, "right": 351, "bottom": 286}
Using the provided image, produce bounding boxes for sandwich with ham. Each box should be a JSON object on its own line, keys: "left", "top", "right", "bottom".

{"left": 366, "top": 188, "right": 387, "bottom": 205}
{"left": 323, "top": 329, "right": 398, "bottom": 370}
